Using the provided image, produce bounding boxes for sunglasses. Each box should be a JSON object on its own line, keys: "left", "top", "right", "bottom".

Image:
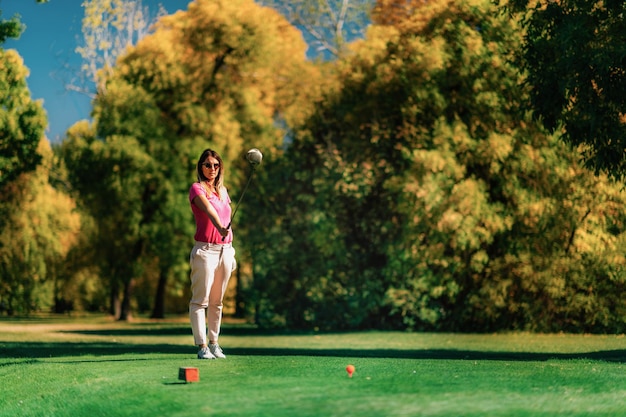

{"left": 202, "top": 162, "right": 220, "bottom": 169}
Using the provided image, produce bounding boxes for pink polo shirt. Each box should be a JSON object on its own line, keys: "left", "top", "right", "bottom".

{"left": 189, "top": 182, "right": 233, "bottom": 244}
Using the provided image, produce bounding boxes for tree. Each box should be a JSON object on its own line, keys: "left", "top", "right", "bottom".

{"left": 0, "top": 49, "right": 46, "bottom": 191}
{"left": 248, "top": 0, "right": 626, "bottom": 332}
{"left": 0, "top": 49, "right": 47, "bottom": 313}
{"left": 506, "top": 0, "right": 626, "bottom": 181}
{"left": 60, "top": 120, "right": 159, "bottom": 320}
{"left": 1, "top": 0, "right": 48, "bottom": 207}
{"left": 60, "top": 0, "right": 318, "bottom": 319}
{"left": 0, "top": 0, "right": 87, "bottom": 316}
{"left": 0, "top": 138, "right": 81, "bottom": 315}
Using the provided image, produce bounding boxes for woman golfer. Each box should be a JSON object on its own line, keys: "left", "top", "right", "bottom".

{"left": 188, "top": 148, "right": 236, "bottom": 359}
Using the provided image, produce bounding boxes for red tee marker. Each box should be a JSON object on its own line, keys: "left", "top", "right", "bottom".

{"left": 346, "top": 364, "right": 355, "bottom": 378}
{"left": 179, "top": 367, "right": 200, "bottom": 383}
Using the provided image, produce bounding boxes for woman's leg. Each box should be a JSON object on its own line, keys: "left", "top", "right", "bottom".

{"left": 207, "top": 246, "right": 236, "bottom": 343}
{"left": 189, "top": 243, "right": 219, "bottom": 346}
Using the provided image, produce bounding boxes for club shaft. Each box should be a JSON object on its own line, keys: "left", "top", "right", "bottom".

{"left": 222, "top": 167, "right": 256, "bottom": 241}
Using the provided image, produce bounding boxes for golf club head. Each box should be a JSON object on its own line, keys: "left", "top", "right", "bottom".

{"left": 246, "top": 148, "right": 263, "bottom": 166}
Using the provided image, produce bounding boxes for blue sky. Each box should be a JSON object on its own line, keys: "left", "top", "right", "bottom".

{"left": 2, "top": 0, "right": 188, "bottom": 143}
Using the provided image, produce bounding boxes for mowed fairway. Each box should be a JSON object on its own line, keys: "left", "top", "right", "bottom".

{"left": 0, "top": 316, "right": 624, "bottom": 417}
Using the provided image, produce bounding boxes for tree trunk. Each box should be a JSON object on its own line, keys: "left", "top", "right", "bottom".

{"left": 234, "top": 266, "right": 244, "bottom": 318}
{"left": 110, "top": 284, "right": 121, "bottom": 318}
{"left": 118, "top": 278, "right": 135, "bottom": 321}
{"left": 151, "top": 269, "right": 167, "bottom": 319}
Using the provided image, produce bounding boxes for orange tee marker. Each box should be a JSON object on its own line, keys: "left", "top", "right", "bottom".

{"left": 179, "top": 367, "right": 200, "bottom": 383}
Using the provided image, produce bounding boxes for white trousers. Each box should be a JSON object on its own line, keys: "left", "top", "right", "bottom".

{"left": 189, "top": 241, "right": 236, "bottom": 346}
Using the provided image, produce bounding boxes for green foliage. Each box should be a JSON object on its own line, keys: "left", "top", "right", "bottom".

{"left": 59, "top": 0, "right": 317, "bottom": 319}
{"left": 0, "top": 139, "right": 81, "bottom": 314}
{"left": 0, "top": 44, "right": 50, "bottom": 313}
{"left": 0, "top": 4, "right": 80, "bottom": 314}
{"left": 250, "top": 0, "right": 626, "bottom": 332}
{"left": 507, "top": 0, "right": 626, "bottom": 180}
{"left": 0, "top": 15, "right": 21, "bottom": 44}
{"left": 0, "top": 1, "right": 49, "bottom": 44}
{"left": 0, "top": 49, "right": 46, "bottom": 190}
{"left": 59, "top": 121, "right": 164, "bottom": 318}
{"left": 20, "top": 0, "right": 625, "bottom": 333}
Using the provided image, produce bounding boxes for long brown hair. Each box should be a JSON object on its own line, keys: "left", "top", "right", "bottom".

{"left": 196, "top": 148, "right": 225, "bottom": 197}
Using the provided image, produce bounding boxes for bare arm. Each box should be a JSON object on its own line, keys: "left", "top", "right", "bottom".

{"left": 192, "top": 193, "right": 229, "bottom": 238}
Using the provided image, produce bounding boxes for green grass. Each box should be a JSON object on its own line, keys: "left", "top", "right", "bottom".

{"left": 0, "top": 316, "right": 624, "bottom": 417}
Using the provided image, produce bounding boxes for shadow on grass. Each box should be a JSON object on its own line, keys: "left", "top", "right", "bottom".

{"left": 1, "top": 322, "right": 623, "bottom": 363}
{"left": 1, "top": 341, "right": 624, "bottom": 363}
{"left": 57, "top": 324, "right": 304, "bottom": 337}
{"left": 60, "top": 326, "right": 193, "bottom": 337}
{"left": 0, "top": 341, "right": 189, "bottom": 361}
{"left": 226, "top": 347, "right": 626, "bottom": 363}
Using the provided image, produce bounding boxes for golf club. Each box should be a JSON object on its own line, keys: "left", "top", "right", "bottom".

{"left": 222, "top": 148, "right": 263, "bottom": 241}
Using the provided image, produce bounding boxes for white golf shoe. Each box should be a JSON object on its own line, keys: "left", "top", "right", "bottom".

{"left": 197, "top": 346, "right": 216, "bottom": 359}
{"left": 209, "top": 343, "right": 226, "bottom": 359}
